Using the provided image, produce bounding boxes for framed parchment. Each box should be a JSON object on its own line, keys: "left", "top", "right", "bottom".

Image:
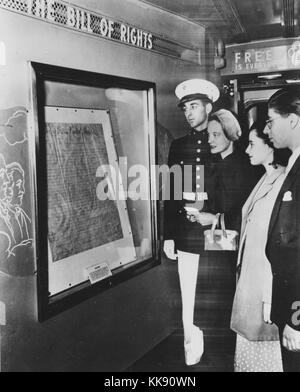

{"left": 45, "top": 107, "right": 137, "bottom": 296}
{"left": 30, "top": 62, "right": 159, "bottom": 321}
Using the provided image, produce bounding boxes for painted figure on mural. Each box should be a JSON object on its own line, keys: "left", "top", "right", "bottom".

{"left": 0, "top": 153, "right": 14, "bottom": 257}
{"left": 6, "top": 162, "right": 32, "bottom": 251}
{"left": 0, "top": 155, "right": 32, "bottom": 259}
{"left": 0, "top": 106, "right": 33, "bottom": 275}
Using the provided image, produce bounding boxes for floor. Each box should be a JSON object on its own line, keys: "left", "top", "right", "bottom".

{"left": 126, "top": 326, "right": 235, "bottom": 372}
{"left": 126, "top": 253, "right": 237, "bottom": 372}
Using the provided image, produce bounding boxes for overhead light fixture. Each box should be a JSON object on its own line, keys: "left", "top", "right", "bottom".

{"left": 286, "top": 79, "right": 300, "bottom": 83}
{"left": 257, "top": 73, "right": 282, "bottom": 80}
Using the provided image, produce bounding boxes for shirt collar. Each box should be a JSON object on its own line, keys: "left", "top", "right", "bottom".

{"left": 285, "top": 145, "right": 300, "bottom": 175}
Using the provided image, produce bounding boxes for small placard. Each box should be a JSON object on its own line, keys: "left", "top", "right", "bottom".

{"left": 0, "top": 42, "right": 6, "bottom": 66}
{"left": 86, "top": 263, "right": 112, "bottom": 284}
{"left": 0, "top": 301, "right": 6, "bottom": 326}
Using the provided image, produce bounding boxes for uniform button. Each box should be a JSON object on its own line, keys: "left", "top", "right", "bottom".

{"left": 197, "top": 175, "right": 200, "bottom": 180}
{"left": 197, "top": 140, "right": 201, "bottom": 144}
{"left": 180, "top": 161, "right": 184, "bottom": 164}
{"left": 196, "top": 158, "right": 200, "bottom": 162}
{"left": 197, "top": 149, "right": 201, "bottom": 153}
{"left": 196, "top": 166, "right": 200, "bottom": 171}
{"left": 196, "top": 184, "right": 200, "bottom": 189}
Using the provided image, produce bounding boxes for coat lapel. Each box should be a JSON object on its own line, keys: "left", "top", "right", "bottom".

{"left": 241, "top": 174, "right": 266, "bottom": 231}
{"left": 247, "top": 167, "right": 284, "bottom": 216}
{"left": 238, "top": 167, "right": 284, "bottom": 265}
{"left": 268, "top": 156, "right": 300, "bottom": 238}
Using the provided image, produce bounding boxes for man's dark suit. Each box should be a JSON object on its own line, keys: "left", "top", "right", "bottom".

{"left": 266, "top": 155, "right": 300, "bottom": 371}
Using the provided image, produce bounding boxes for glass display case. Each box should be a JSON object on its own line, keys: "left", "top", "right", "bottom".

{"left": 30, "top": 62, "right": 159, "bottom": 321}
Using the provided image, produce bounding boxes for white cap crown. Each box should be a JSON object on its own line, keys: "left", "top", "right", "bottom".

{"left": 175, "top": 79, "right": 220, "bottom": 105}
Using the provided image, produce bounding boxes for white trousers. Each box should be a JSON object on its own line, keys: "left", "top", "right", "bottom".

{"left": 177, "top": 250, "right": 199, "bottom": 339}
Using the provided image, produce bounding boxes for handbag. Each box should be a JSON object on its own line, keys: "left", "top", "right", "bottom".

{"left": 204, "top": 213, "right": 238, "bottom": 251}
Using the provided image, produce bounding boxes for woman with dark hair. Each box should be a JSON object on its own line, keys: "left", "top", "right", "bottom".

{"left": 230, "top": 119, "right": 290, "bottom": 372}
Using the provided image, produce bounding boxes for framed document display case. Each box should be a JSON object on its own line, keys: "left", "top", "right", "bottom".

{"left": 30, "top": 62, "right": 159, "bottom": 321}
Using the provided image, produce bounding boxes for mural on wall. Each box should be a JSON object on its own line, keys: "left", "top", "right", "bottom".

{"left": 0, "top": 107, "right": 33, "bottom": 276}
{"left": 0, "top": 109, "right": 28, "bottom": 145}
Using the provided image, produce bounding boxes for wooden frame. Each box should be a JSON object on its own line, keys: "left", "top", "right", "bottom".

{"left": 29, "top": 62, "right": 160, "bottom": 321}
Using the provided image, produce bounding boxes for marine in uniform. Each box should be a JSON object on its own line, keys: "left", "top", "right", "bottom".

{"left": 163, "top": 79, "right": 220, "bottom": 366}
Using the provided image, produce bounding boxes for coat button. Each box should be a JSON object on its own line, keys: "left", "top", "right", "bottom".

{"left": 197, "top": 149, "right": 201, "bottom": 153}
{"left": 196, "top": 158, "right": 200, "bottom": 162}
{"left": 197, "top": 140, "right": 201, "bottom": 144}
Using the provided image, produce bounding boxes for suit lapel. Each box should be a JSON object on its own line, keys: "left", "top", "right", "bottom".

{"left": 268, "top": 156, "right": 300, "bottom": 238}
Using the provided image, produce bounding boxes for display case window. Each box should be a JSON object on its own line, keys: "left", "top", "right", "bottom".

{"left": 30, "top": 62, "right": 159, "bottom": 321}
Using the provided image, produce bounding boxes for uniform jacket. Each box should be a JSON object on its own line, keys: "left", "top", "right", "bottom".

{"left": 163, "top": 128, "right": 216, "bottom": 254}
{"left": 266, "top": 155, "right": 300, "bottom": 331}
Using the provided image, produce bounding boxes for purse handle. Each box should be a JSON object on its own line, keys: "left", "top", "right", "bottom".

{"left": 210, "top": 213, "right": 227, "bottom": 239}
{"left": 220, "top": 213, "right": 228, "bottom": 239}
{"left": 210, "top": 212, "right": 220, "bottom": 237}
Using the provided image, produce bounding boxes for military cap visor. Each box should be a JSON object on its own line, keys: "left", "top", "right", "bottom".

{"left": 177, "top": 93, "right": 212, "bottom": 107}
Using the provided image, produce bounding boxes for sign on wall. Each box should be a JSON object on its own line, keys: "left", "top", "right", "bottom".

{"left": 0, "top": 0, "right": 153, "bottom": 49}
{"left": 0, "top": 0, "right": 200, "bottom": 61}
{"left": 222, "top": 38, "right": 300, "bottom": 75}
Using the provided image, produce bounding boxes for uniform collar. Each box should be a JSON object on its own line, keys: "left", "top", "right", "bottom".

{"left": 189, "top": 128, "right": 208, "bottom": 140}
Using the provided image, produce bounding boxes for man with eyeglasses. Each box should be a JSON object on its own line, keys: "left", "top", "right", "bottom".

{"left": 264, "top": 86, "right": 300, "bottom": 372}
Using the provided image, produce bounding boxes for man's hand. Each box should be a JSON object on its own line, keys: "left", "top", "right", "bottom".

{"left": 196, "top": 212, "right": 216, "bottom": 226}
{"left": 185, "top": 209, "right": 201, "bottom": 223}
{"left": 163, "top": 240, "right": 177, "bottom": 260}
{"left": 185, "top": 210, "right": 216, "bottom": 226}
{"left": 282, "top": 324, "right": 300, "bottom": 352}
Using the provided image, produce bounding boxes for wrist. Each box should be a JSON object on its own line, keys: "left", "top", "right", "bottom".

{"left": 213, "top": 213, "right": 220, "bottom": 226}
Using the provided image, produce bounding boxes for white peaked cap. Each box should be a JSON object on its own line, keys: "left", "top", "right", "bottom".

{"left": 175, "top": 79, "right": 220, "bottom": 106}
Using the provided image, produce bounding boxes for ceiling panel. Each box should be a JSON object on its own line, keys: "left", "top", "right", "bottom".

{"left": 143, "top": 0, "right": 224, "bottom": 22}
{"left": 141, "top": 0, "right": 300, "bottom": 44}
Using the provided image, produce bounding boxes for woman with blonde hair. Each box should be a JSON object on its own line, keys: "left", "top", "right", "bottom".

{"left": 189, "top": 109, "right": 260, "bottom": 232}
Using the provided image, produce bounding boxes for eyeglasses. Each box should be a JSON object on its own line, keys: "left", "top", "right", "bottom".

{"left": 265, "top": 116, "right": 281, "bottom": 129}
